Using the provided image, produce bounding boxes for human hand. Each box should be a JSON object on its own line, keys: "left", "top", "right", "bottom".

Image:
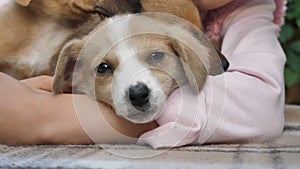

{"left": 21, "top": 75, "right": 71, "bottom": 93}
{"left": 20, "top": 75, "right": 53, "bottom": 93}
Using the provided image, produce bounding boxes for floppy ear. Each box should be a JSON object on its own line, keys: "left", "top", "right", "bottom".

{"left": 152, "top": 13, "right": 229, "bottom": 76}
{"left": 171, "top": 39, "right": 208, "bottom": 92}
{"left": 191, "top": 29, "right": 230, "bottom": 75}
{"left": 53, "top": 39, "right": 84, "bottom": 94}
{"left": 16, "top": 0, "right": 32, "bottom": 6}
{"left": 170, "top": 28, "right": 230, "bottom": 92}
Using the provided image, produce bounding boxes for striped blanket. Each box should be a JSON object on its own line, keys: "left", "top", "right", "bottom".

{"left": 0, "top": 105, "right": 299, "bottom": 169}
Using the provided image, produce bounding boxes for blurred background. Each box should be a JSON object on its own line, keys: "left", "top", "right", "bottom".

{"left": 281, "top": 0, "right": 300, "bottom": 104}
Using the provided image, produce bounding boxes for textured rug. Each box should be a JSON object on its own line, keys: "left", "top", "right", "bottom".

{"left": 0, "top": 105, "right": 299, "bottom": 169}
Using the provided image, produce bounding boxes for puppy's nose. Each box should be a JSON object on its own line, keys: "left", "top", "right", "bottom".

{"left": 128, "top": 82, "right": 150, "bottom": 108}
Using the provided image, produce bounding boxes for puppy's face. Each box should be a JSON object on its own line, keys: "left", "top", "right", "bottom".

{"left": 76, "top": 35, "right": 189, "bottom": 123}
{"left": 17, "top": 0, "right": 142, "bottom": 21}
{"left": 53, "top": 14, "right": 229, "bottom": 123}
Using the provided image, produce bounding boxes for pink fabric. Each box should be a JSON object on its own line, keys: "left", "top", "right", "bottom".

{"left": 203, "top": 0, "right": 286, "bottom": 44}
{"left": 273, "top": 0, "right": 287, "bottom": 27}
{"left": 138, "top": 0, "right": 286, "bottom": 148}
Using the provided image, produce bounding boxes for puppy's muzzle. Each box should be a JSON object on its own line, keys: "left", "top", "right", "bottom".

{"left": 128, "top": 82, "right": 151, "bottom": 111}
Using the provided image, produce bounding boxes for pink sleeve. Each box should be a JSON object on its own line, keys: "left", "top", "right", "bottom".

{"left": 138, "top": 0, "right": 286, "bottom": 149}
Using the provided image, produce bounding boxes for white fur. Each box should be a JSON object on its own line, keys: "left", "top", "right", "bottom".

{"left": 106, "top": 16, "right": 131, "bottom": 46}
{"left": 107, "top": 16, "right": 166, "bottom": 123}
{"left": 112, "top": 49, "right": 166, "bottom": 123}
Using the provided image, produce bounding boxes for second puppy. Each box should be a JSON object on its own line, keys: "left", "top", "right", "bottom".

{"left": 0, "top": 0, "right": 142, "bottom": 79}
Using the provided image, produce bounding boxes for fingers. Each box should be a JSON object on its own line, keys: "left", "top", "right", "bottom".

{"left": 21, "top": 75, "right": 72, "bottom": 93}
{"left": 21, "top": 75, "right": 54, "bottom": 92}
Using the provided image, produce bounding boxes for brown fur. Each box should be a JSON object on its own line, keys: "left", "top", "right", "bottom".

{"left": 0, "top": 0, "right": 201, "bottom": 79}
{"left": 0, "top": 0, "right": 142, "bottom": 79}
{"left": 142, "top": 0, "right": 202, "bottom": 28}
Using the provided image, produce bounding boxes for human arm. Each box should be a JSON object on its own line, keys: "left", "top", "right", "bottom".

{"left": 0, "top": 74, "right": 157, "bottom": 145}
{"left": 192, "top": 0, "right": 233, "bottom": 10}
{"left": 139, "top": 0, "right": 286, "bottom": 148}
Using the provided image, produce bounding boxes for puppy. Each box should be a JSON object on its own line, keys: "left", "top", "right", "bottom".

{"left": 52, "top": 14, "right": 229, "bottom": 123}
{"left": 0, "top": 0, "right": 142, "bottom": 79}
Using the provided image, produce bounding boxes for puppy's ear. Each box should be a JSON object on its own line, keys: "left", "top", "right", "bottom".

{"left": 16, "top": 0, "right": 32, "bottom": 6}
{"left": 53, "top": 40, "right": 84, "bottom": 94}
{"left": 171, "top": 39, "right": 208, "bottom": 92}
{"left": 170, "top": 28, "right": 230, "bottom": 92}
{"left": 191, "top": 29, "right": 230, "bottom": 75}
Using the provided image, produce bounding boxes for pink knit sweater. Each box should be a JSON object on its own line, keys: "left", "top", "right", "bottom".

{"left": 139, "top": 0, "right": 287, "bottom": 148}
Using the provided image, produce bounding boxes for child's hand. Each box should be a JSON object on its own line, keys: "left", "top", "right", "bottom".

{"left": 21, "top": 75, "right": 53, "bottom": 93}
{"left": 21, "top": 75, "right": 72, "bottom": 93}
{"left": 192, "top": 0, "right": 233, "bottom": 10}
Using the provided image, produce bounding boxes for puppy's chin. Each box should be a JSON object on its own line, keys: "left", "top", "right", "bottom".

{"left": 113, "top": 90, "right": 166, "bottom": 124}
{"left": 117, "top": 103, "right": 165, "bottom": 124}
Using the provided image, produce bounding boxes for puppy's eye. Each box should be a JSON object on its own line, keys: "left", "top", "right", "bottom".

{"left": 149, "top": 52, "right": 165, "bottom": 61}
{"left": 96, "top": 63, "right": 114, "bottom": 74}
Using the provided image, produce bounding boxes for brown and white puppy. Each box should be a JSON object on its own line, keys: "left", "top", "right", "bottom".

{"left": 53, "top": 14, "right": 229, "bottom": 123}
{"left": 0, "top": 0, "right": 142, "bottom": 79}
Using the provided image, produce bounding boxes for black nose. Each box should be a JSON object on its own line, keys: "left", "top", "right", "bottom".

{"left": 222, "top": 58, "right": 230, "bottom": 71}
{"left": 128, "top": 82, "right": 150, "bottom": 108}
